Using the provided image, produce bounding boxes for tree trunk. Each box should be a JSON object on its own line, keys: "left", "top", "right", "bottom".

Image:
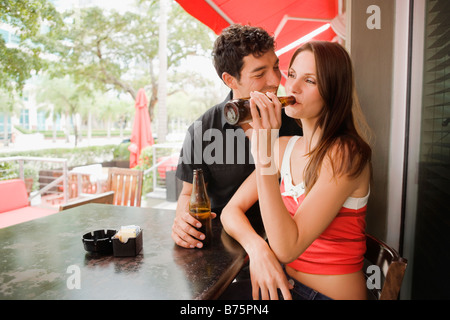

{"left": 87, "top": 110, "right": 92, "bottom": 143}
{"left": 157, "top": 0, "right": 168, "bottom": 143}
{"left": 65, "top": 113, "right": 70, "bottom": 143}
{"left": 52, "top": 108, "right": 57, "bottom": 143}
{"left": 2, "top": 113, "right": 9, "bottom": 147}
{"left": 72, "top": 114, "right": 78, "bottom": 147}
{"left": 107, "top": 117, "right": 111, "bottom": 139}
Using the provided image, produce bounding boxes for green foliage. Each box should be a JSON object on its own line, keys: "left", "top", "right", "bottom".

{"left": 39, "top": 3, "right": 213, "bottom": 103}
{"left": 1, "top": 144, "right": 120, "bottom": 167}
{"left": 134, "top": 146, "right": 153, "bottom": 194}
{"left": 0, "top": 0, "right": 62, "bottom": 92}
{"left": 1, "top": 0, "right": 223, "bottom": 144}
{"left": 23, "top": 163, "right": 39, "bottom": 191}
{"left": 113, "top": 142, "right": 131, "bottom": 161}
{"left": 13, "top": 124, "right": 32, "bottom": 134}
{"left": 0, "top": 160, "right": 17, "bottom": 180}
{"left": 33, "top": 129, "right": 132, "bottom": 139}
{"left": 0, "top": 160, "right": 40, "bottom": 191}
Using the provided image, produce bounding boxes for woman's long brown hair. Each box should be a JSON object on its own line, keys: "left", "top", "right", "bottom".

{"left": 289, "top": 41, "right": 372, "bottom": 194}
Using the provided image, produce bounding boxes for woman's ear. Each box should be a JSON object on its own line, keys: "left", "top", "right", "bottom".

{"left": 222, "top": 72, "right": 237, "bottom": 89}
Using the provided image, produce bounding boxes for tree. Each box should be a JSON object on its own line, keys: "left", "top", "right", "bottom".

{"left": 0, "top": 0, "right": 62, "bottom": 92}
{"left": 1, "top": 0, "right": 218, "bottom": 145}
{"left": 96, "top": 93, "right": 133, "bottom": 140}
{"left": 0, "top": 88, "right": 23, "bottom": 144}
{"left": 35, "top": 75, "right": 92, "bottom": 146}
{"left": 157, "top": 0, "right": 168, "bottom": 142}
{"left": 38, "top": 1, "right": 213, "bottom": 120}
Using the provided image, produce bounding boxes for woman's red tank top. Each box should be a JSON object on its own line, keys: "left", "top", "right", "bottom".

{"left": 279, "top": 136, "right": 368, "bottom": 275}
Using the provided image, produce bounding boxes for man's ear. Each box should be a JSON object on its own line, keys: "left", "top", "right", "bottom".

{"left": 222, "top": 72, "right": 237, "bottom": 89}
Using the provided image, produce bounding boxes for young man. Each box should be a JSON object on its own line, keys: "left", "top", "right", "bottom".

{"left": 172, "top": 24, "right": 301, "bottom": 249}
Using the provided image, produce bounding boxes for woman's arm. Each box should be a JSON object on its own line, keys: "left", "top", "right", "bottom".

{"left": 221, "top": 172, "right": 292, "bottom": 300}
{"left": 249, "top": 91, "right": 363, "bottom": 264}
{"left": 255, "top": 154, "right": 359, "bottom": 263}
{"left": 221, "top": 172, "right": 264, "bottom": 254}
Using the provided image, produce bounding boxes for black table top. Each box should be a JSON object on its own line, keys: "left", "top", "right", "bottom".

{"left": 0, "top": 203, "right": 260, "bottom": 300}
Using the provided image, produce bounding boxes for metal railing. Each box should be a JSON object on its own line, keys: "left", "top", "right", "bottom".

{"left": 0, "top": 143, "right": 183, "bottom": 205}
{"left": 0, "top": 156, "right": 69, "bottom": 204}
{"left": 143, "top": 142, "right": 182, "bottom": 193}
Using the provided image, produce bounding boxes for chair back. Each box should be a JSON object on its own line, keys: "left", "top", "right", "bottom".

{"left": 364, "top": 234, "right": 408, "bottom": 300}
{"left": 59, "top": 191, "right": 115, "bottom": 211}
{"left": 107, "top": 168, "right": 143, "bottom": 207}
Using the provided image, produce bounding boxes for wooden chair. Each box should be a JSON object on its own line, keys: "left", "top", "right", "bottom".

{"left": 106, "top": 168, "right": 143, "bottom": 207}
{"left": 68, "top": 172, "right": 94, "bottom": 198}
{"left": 59, "top": 191, "right": 115, "bottom": 211}
{"left": 364, "top": 234, "right": 408, "bottom": 300}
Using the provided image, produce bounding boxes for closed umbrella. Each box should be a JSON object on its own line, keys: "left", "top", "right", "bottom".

{"left": 128, "top": 88, "right": 154, "bottom": 168}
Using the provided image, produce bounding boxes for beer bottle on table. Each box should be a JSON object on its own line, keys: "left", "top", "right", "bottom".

{"left": 189, "top": 169, "right": 212, "bottom": 248}
{"left": 224, "top": 95, "right": 296, "bottom": 125}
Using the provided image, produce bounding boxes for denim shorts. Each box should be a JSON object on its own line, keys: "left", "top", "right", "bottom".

{"left": 219, "top": 266, "right": 333, "bottom": 300}
{"left": 284, "top": 267, "right": 333, "bottom": 300}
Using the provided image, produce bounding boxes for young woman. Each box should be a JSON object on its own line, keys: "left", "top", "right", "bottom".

{"left": 221, "top": 41, "right": 372, "bottom": 300}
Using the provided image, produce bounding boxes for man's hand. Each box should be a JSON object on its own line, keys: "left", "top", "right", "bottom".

{"left": 172, "top": 209, "right": 216, "bottom": 248}
{"left": 172, "top": 182, "right": 216, "bottom": 249}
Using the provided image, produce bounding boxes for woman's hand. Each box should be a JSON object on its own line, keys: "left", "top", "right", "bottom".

{"left": 249, "top": 91, "right": 282, "bottom": 131}
{"left": 248, "top": 241, "right": 292, "bottom": 300}
{"left": 249, "top": 92, "right": 282, "bottom": 173}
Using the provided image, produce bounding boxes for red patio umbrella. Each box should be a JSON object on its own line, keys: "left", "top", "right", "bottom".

{"left": 128, "top": 88, "right": 154, "bottom": 168}
{"left": 175, "top": 0, "right": 343, "bottom": 84}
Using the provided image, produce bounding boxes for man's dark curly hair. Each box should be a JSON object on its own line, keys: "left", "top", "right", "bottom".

{"left": 212, "top": 24, "right": 275, "bottom": 81}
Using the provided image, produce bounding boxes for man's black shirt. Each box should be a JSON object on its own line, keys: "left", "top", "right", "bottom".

{"left": 176, "top": 92, "right": 302, "bottom": 214}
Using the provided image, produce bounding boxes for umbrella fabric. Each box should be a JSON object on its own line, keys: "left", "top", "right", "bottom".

{"left": 128, "top": 88, "right": 154, "bottom": 168}
{"left": 175, "top": 0, "right": 338, "bottom": 83}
